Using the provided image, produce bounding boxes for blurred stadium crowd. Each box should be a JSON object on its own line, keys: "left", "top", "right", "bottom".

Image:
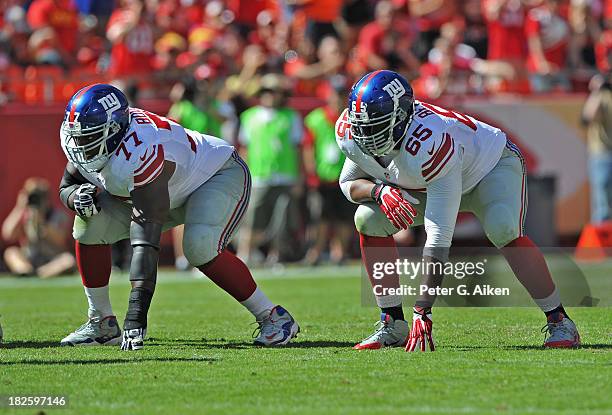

{"left": 2, "top": 0, "right": 612, "bottom": 271}
{"left": 1, "top": 0, "right": 612, "bottom": 103}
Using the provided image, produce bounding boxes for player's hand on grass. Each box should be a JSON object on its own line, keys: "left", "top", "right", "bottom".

{"left": 371, "top": 184, "right": 418, "bottom": 230}
{"left": 406, "top": 310, "right": 435, "bottom": 352}
{"left": 73, "top": 183, "right": 100, "bottom": 217}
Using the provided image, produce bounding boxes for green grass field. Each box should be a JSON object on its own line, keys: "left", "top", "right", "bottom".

{"left": 0, "top": 264, "right": 610, "bottom": 415}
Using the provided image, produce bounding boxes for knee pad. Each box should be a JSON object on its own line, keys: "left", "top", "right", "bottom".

{"left": 354, "top": 204, "right": 398, "bottom": 237}
{"left": 483, "top": 203, "right": 521, "bottom": 248}
{"left": 182, "top": 224, "right": 222, "bottom": 267}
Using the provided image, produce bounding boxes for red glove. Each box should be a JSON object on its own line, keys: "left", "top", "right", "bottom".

{"left": 371, "top": 184, "right": 418, "bottom": 230}
{"left": 405, "top": 310, "right": 435, "bottom": 352}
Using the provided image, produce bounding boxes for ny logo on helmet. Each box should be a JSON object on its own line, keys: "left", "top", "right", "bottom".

{"left": 382, "top": 78, "right": 405, "bottom": 99}
{"left": 98, "top": 93, "right": 121, "bottom": 112}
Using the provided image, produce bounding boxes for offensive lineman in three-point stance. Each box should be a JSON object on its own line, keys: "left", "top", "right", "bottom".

{"left": 58, "top": 84, "right": 299, "bottom": 350}
{"left": 336, "top": 70, "right": 580, "bottom": 351}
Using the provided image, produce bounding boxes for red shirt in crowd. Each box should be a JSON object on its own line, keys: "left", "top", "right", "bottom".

{"left": 596, "top": 29, "right": 612, "bottom": 72}
{"left": 409, "top": 0, "right": 456, "bottom": 31}
{"left": 525, "top": 5, "right": 570, "bottom": 72}
{"left": 226, "top": 0, "right": 270, "bottom": 26}
{"left": 356, "top": 18, "right": 413, "bottom": 71}
{"left": 301, "top": 0, "right": 342, "bottom": 23}
{"left": 482, "top": 0, "right": 527, "bottom": 60}
{"left": 106, "top": 9, "right": 155, "bottom": 77}
{"left": 27, "top": 0, "right": 79, "bottom": 53}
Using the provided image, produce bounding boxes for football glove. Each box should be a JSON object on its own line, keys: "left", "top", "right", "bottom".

{"left": 371, "top": 184, "right": 418, "bottom": 230}
{"left": 121, "top": 327, "right": 146, "bottom": 351}
{"left": 73, "top": 183, "right": 100, "bottom": 217}
{"left": 405, "top": 308, "right": 435, "bottom": 352}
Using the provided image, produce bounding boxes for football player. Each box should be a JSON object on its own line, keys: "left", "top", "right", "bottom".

{"left": 336, "top": 70, "right": 580, "bottom": 351}
{"left": 58, "top": 84, "right": 299, "bottom": 350}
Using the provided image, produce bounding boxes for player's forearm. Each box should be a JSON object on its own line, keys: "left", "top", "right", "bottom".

{"left": 129, "top": 220, "right": 161, "bottom": 285}
{"left": 423, "top": 160, "right": 462, "bottom": 262}
{"left": 124, "top": 220, "right": 162, "bottom": 330}
{"left": 59, "top": 163, "right": 87, "bottom": 211}
{"left": 415, "top": 255, "right": 446, "bottom": 309}
{"left": 125, "top": 162, "right": 173, "bottom": 330}
{"left": 348, "top": 179, "right": 377, "bottom": 203}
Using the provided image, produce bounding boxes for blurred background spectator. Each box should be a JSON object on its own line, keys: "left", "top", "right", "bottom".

{"left": 2, "top": 178, "right": 74, "bottom": 278}
{"left": 302, "top": 75, "right": 353, "bottom": 265}
{"left": 582, "top": 71, "right": 612, "bottom": 223}
{"left": 237, "top": 73, "right": 303, "bottom": 265}
{"left": 525, "top": 0, "right": 571, "bottom": 92}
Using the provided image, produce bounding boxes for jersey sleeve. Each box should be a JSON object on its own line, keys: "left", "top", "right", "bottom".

{"left": 420, "top": 132, "right": 458, "bottom": 184}
{"left": 423, "top": 159, "right": 462, "bottom": 262}
{"left": 132, "top": 143, "right": 165, "bottom": 188}
{"left": 339, "top": 157, "right": 371, "bottom": 203}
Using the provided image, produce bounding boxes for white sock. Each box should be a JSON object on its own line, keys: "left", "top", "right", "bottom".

{"left": 240, "top": 287, "right": 275, "bottom": 321}
{"left": 533, "top": 287, "right": 561, "bottom": 313}
{"left": 84, "top": 285, "right": 113, "bottom": 319}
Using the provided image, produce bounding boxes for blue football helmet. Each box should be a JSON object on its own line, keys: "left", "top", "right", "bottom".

{"left": 348, "top": 70, "right": 415, "bottom": 156}
{"left": 60, "top": 83, "right": 130, "bottom": 172}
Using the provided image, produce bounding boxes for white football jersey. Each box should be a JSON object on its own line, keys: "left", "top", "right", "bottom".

{"left": 335, "top": 101, "right": 507, "bottom": 193}
{"left": 76, "top": 108, "right": 234, "bottom": 209}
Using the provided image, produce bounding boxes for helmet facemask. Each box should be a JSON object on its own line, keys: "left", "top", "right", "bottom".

{"left": 60, "top": 117, "right": 122, "bottom": 173}
{"left": 349, "top": 99, "right": 414, "bottom": 157}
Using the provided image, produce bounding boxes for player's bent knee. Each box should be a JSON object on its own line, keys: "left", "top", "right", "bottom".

{"left": 354, "top": 204, "right": 397, "bottom": 237}
{"left": 182, "top": 225, "right": 221, "bottom": 267}
{"left": 72, "top": 193, "right": 131, "bottom": 245}
{"left": 72, "top": 215, "right": 107, "bottom": 245}
{"left": 483, "top": 204, "right": 520, "bottom": 248}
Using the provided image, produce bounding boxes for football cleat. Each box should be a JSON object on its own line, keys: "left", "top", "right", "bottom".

{"left": 60, "top": 315, "right": 121, "bottom": 347}
{"left": 253, "top": 306, "right": 299, "bottom": 346}
{"left": 405, "top": 309, "right": 435, "bottom": 352}
{"left": 121, "top": 327, "right": 147, "bottom": 351}
{"left": 542, "top": 313, "right": 580, "bottom": 348}
{"left": 353, "top": 313, "right": 409, "bottom": 350}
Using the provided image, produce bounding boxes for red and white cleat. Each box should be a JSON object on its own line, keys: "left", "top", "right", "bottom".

{"left": 542, "top": 313, "right": 580, "bottom": 348}
{"left": 405, "top": 309, "right": 435, "bottom": 352}
{"left": 353, "top": 313, "right": 409, "bottom": 350}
